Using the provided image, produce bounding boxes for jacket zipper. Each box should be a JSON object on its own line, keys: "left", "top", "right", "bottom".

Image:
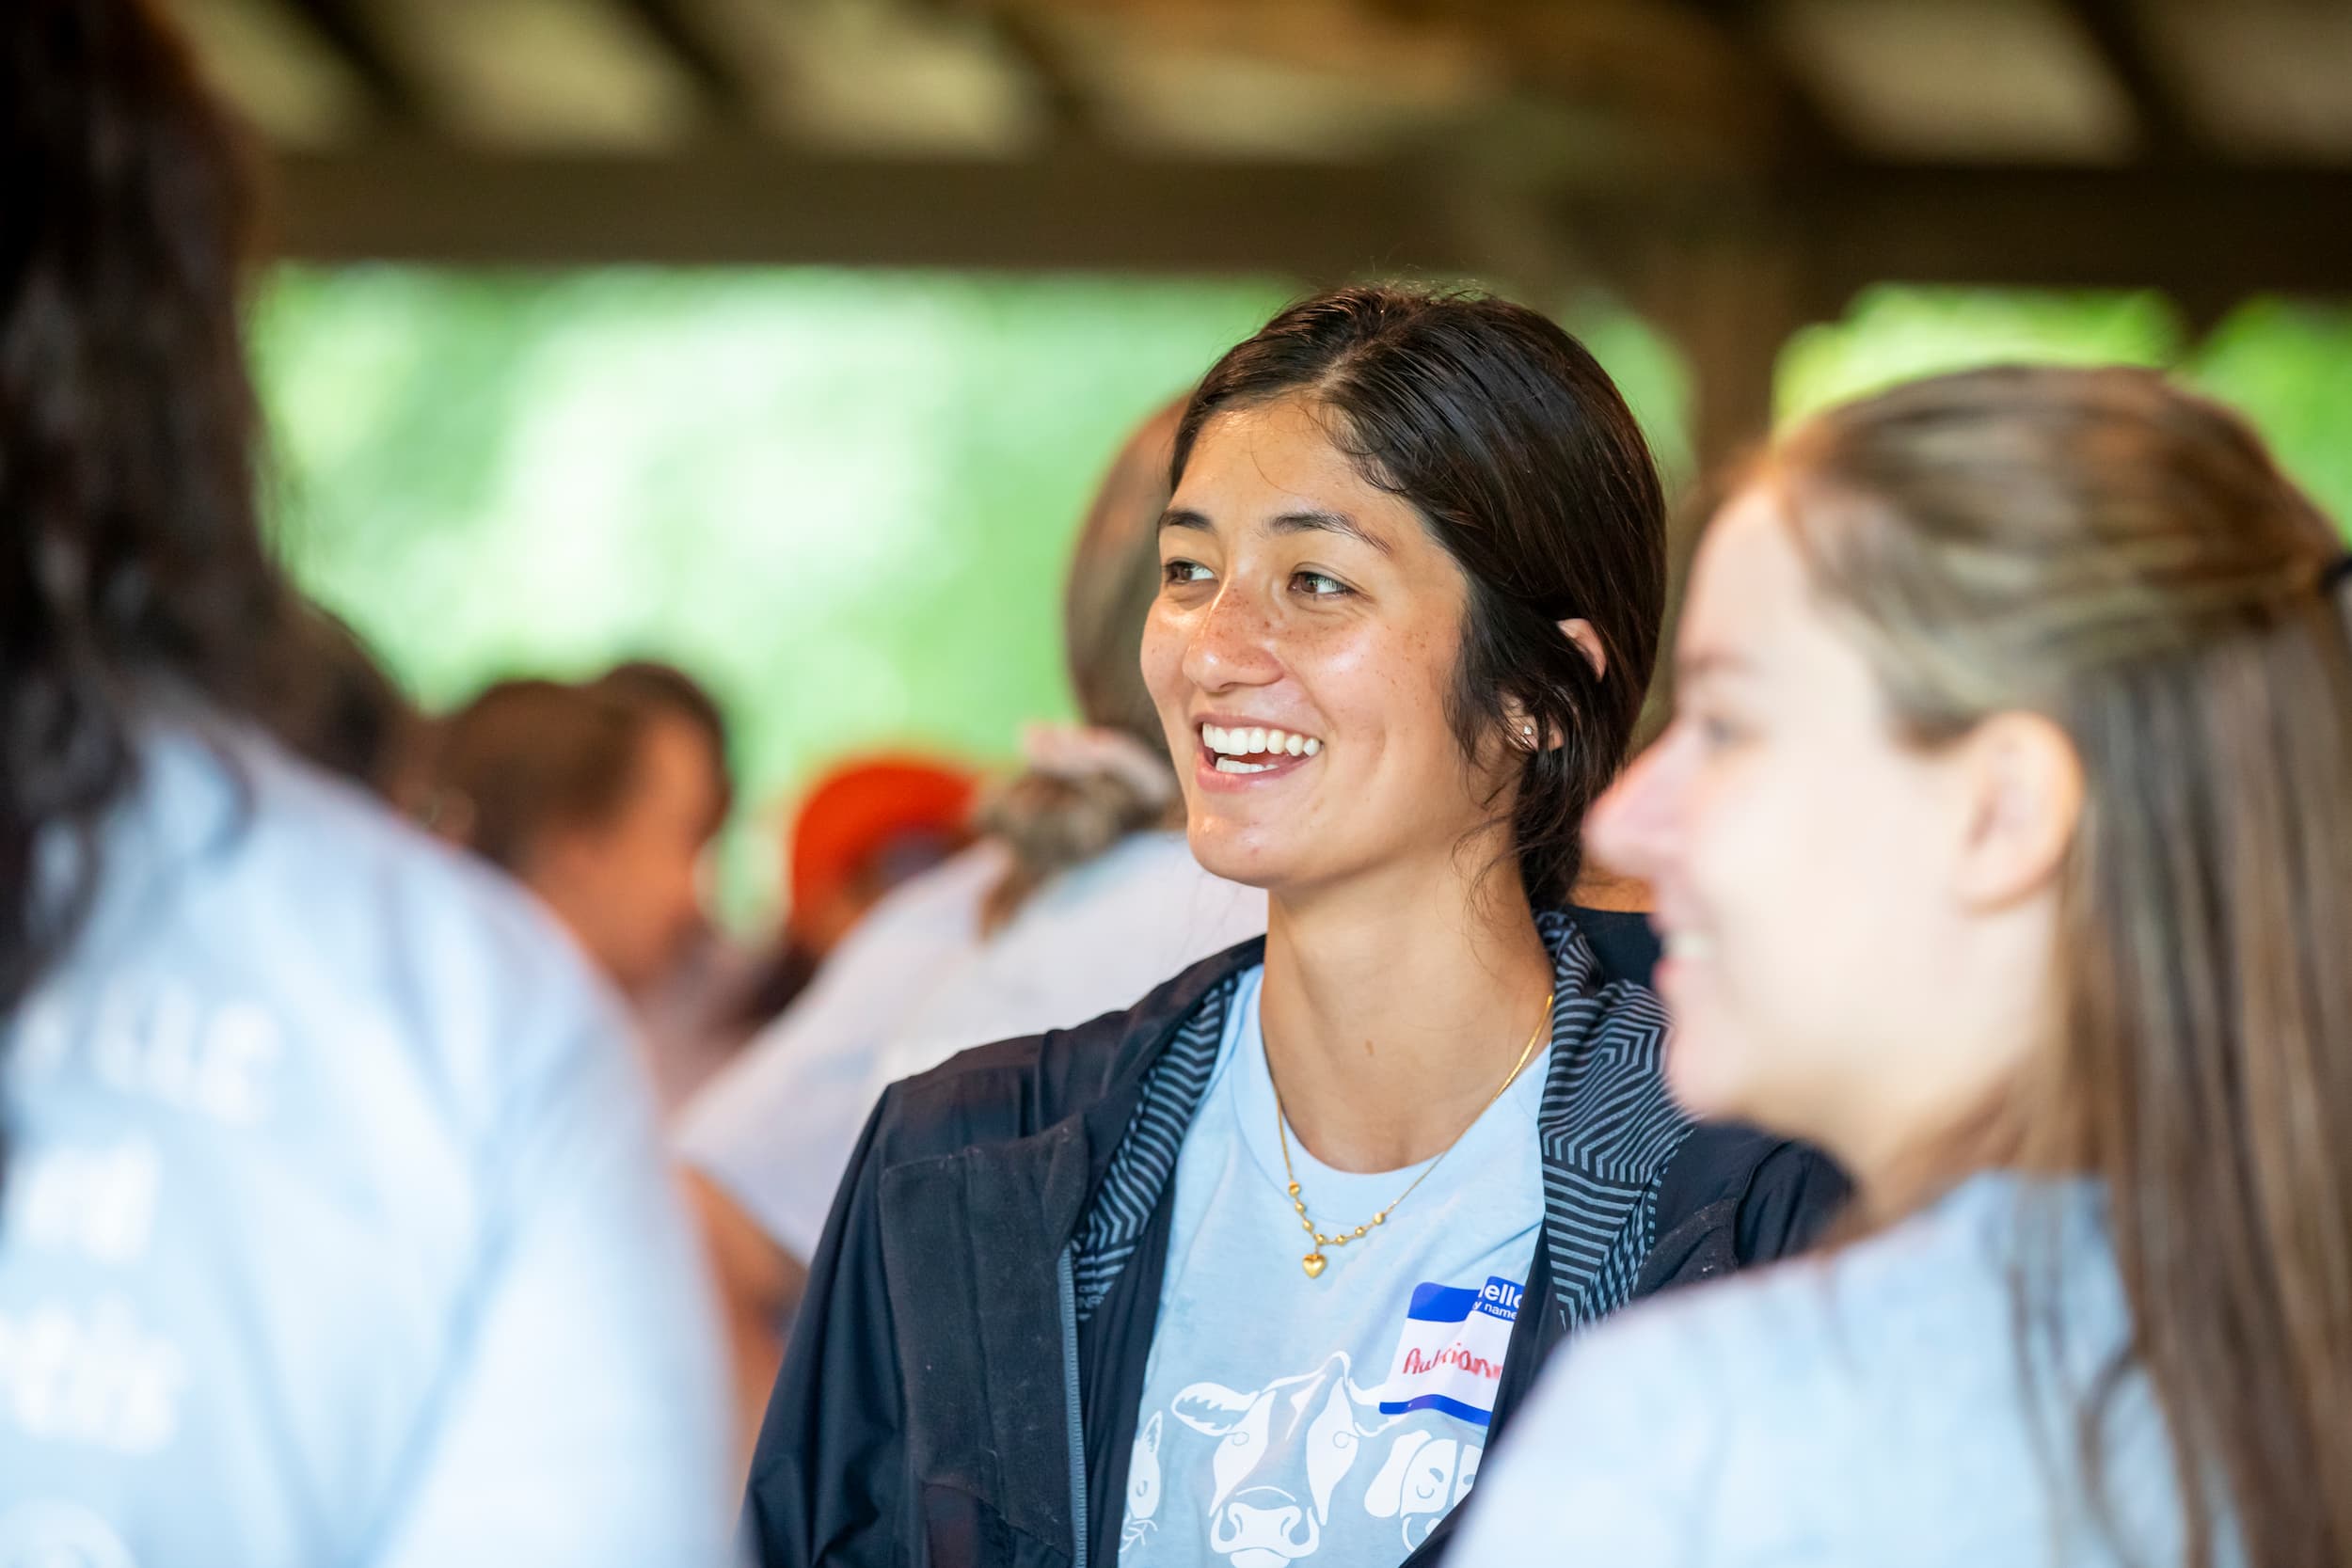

{"left": 1057, "top": 1244, "right": 1089, "bottom": 1568}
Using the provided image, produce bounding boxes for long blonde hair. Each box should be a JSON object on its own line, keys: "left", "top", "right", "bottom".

{"left": 1772, "top": 365, "right": 2352, "bottom": 1568}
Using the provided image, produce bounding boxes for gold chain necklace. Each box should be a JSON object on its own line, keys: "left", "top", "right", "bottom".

{"left": 1271, "top": 990, "right": 1553, "bottom": 1279}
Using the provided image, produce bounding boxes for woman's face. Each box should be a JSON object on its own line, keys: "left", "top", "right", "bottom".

{"left": 533, "top": 714, "right": 723, "bottom": 998}
{"left": 1587, "top": 485, "right": 2058, "bottom": 1181}
{"left": 1142, "top": 398, "right": 1515, "bottom": 901}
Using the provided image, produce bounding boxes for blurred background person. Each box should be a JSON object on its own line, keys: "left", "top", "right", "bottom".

{"left": 279, "top": 606, "right": 421, "bottom": 802}
{"left": 0, "top": 3, "right": 730, "bottom": 1563}
{"left": 677, "top": 402, "right": 1267, "bottom": 1463}
{"left": 425, "top": 664, "right": 730, "bottom": 1010}
{"left": 709, "top": 754, "right": 981, "bottom": 1050}
{"left": 1459, "top": 366, "right": 2352, "bottom": 1566}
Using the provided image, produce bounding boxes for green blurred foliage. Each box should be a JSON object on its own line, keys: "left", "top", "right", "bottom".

{"left": 1776, "top": 285, "right": 2352, "bottom": 540}
{"left": 257, "top": 268, "right": 1292, "bottom": 921}
{"left": 2190, "top": 300, "right": 2352, "bottom": 543}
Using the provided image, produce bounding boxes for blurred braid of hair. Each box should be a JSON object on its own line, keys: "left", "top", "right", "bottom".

{"left": 978, "top": 402, "right": 1186, "bottom": 936}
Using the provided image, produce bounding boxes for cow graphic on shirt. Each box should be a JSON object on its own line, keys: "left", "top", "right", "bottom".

{"left": 1123, "top": 1352, "right": 1485, "bottom": 1566}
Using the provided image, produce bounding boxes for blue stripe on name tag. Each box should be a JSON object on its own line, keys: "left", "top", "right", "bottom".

{"left": 1406, "top": 1283, "right": 1479, "bottom": 1323}
{"left": 1376, "top": 1392, "right": 1495, "bottom": 1428}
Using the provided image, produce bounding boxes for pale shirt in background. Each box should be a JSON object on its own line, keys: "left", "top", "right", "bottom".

{"left": 0, "top": 730, "right": 733, "bottom": 1568}
{"left": 676, "top": 832, "right": 1267, "bottom": 1261}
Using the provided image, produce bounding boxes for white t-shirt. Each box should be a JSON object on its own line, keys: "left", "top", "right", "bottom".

{"left": 1120, "top": 966, "right": 1547, "bottom": 1568}
{"left": 677, "top": 833, "right": 1266, "bottom": 1261}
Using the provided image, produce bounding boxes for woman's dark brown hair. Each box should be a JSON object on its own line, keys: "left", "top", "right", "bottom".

{"left": 1173, "top": 284, "right": 1667, "bottom": 902}
{"left": 1771, "top": 364, "right": 2352, "bottom": 1568}
{"left": 2, "top": 0, "right": 302, "bottom": 1167}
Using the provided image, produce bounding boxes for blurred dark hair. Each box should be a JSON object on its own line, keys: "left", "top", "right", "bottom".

{"left": 424, "top": 679, "right": 643, "bottom": 873}
{"left": 2, "top": 0, "right": 298, "bottom": 1096}
{"left": 977, "top": 402, "right": 1186, "bottom": 933}
{"left": 282, "top": 608, "right": 415, "bottom": 799}
{"left": 593, "top": 658, "right": 735, "bottom": 821}
{"left": 1174, "top": 284, "right": 1667, "bottom": 903}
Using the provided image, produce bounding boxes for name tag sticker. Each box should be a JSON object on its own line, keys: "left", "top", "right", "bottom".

{"left": 1376, "top": 1275, "right": 1521, "bottom": 1428}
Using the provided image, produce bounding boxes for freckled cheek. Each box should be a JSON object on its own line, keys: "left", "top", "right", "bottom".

{"left": 1139, "top": 611, "right": 1194, "bottom": 721}
{"left": 1283, "top": 622, "right": 1446, "bottom": 740}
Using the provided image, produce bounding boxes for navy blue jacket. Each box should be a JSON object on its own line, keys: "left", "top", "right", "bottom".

{"left": 746, "top": 909, "right": 1847, "bottom": 1568}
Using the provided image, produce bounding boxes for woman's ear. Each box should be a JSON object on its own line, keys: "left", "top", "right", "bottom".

{"left": 1952, "top": 711, "right": 2084, "bottom": 911}
{"left": 1503, "top": 620, "right": 1610, "bottom": 752}
{"left": 1558, "top": 618, "right": 1608, "bottom": 683}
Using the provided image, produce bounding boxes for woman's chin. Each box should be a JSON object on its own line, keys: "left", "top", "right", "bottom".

{"left": 1183, "top": 823, "right": 1283, "bottom": 892}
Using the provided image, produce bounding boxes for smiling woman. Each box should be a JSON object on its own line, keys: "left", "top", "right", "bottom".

{"left": 743, "top": 286, "right": 1848, "bottom": 1568}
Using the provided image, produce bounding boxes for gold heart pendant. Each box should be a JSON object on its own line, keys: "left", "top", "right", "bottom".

{"left": 1301, "top": 1252, "right": 1327, "bottom": 1279}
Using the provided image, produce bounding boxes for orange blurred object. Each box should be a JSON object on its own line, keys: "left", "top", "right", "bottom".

{"left": 787, "top": 756, "right": 978, "bottom": 947}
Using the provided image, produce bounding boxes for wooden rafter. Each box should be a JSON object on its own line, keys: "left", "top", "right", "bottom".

{"left": 264, "top": 140, "right": 2352, "bottom": 307}
{"left": 2060, "top": 0, "right": 2200, "bottom": 161}
{"left": 1674, "top": 0, "right": 1847, "bottom": 164}
{"left": 284, "top": 0, "right": 419, "bottom": 122}
{"left": 611, "top": 0, "right": 757, "bottom": 120}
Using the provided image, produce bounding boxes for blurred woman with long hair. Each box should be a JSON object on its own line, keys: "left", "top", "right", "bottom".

{"left": 1457, "top": 365, "right": 2352, "bottom": 1566}
{"left": 0, "top": 4, "right": 728, "bottom": 1560}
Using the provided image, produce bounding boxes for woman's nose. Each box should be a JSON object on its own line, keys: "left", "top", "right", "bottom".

{"left": 1181, "top": 584, "right": 1282, "bottom": 690}
{"left": 1587, "top": 728, "right": 1691, "bottom": 884}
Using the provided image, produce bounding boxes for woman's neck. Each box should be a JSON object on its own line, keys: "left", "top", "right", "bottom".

{"left": 1258, "top": 854, "right": 1555, "bottom": 1175}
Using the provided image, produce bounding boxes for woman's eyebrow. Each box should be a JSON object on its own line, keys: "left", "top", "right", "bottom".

{"left": 1267, "top": 508, "right": 1392, "bottom": 557}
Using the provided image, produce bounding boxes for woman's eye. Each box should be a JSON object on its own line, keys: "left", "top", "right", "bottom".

{"left": 1293, "top": 570, "right": 1349, "bottom": 597}
{"left": 1162, "top": 560, "right": 1214, "bottom": 586}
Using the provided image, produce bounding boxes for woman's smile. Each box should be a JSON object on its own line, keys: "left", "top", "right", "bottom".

{"left": 1191, "top": 715, "right": 1326, "bottom": 789}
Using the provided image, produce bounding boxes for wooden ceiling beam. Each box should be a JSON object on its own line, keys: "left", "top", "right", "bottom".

{"left": 2059, "top": 0, "right": 2201, "bottom": 161}
{"left": 610, "top": 0, "right": 761, "bottom": 120}
{"left": 264, "top": 140, "right": 1470, "bottom": 277}
{"left": 1675, "top": 0, "right": 1848, "bottom": 163}
{"left": 283, "top": 0, "right": 421, "bottom": 123}
{"left": 263, "top": 141, "right": 2352, "bottom": 309}
{"left": 1788, "top": 164, "right": 2352, "bottom": 312}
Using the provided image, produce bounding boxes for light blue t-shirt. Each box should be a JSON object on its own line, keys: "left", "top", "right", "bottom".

{"left": 1120, "top": 965, "right": 1547, "bottom": 1568}
{"left": 1454, "top": 1173, "right": 2218, "bottom": 1567}
{"left": 0, "top": 731, "right": 732, "bottom": 1568}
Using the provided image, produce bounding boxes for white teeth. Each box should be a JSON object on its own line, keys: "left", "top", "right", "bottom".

{"left": 1215, "top": 757, "right": 1278, "bottom": 774}
{"left": 1199, "top": 722, "right": 1326, "bottom": 758}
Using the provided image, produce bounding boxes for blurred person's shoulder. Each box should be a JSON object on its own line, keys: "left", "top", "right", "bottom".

{"left": 100, "top": 724, "right": 641, "bottom": 1127}
{"left": 1502, "top": 1174, "right": 2135, "bottom": 1563}
{"left": 888, "top": 831, "right": 1263, "bottom": 1050}
{"left": 869, "top": 932, "right": 1263, "bottom": 1170}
